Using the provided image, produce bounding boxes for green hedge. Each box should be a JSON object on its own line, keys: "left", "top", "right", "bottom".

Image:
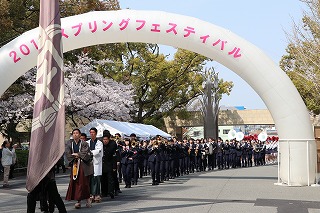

{"left": 16, "top": 149, "right": 29, "bottom": 168}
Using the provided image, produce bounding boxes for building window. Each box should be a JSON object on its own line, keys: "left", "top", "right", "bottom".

{"left": 193, "top": 131, "right": 200, "bottom": 136}
{"left": 223, "top": 129, "right": 230, "bottom": 134}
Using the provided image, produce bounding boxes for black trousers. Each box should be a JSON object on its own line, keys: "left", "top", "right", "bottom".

{"left": 261, "top": 153, "right": 266, "bottom": 165}
{"left": 248, "top": 154, "right": 253, "bottom": 167}
{"left": 202, "top": 156, "right": 208, "bottom": 170}
{"left": 212, "top": 153, "right": 217, "bottom": 168}
{"left": 184, "top": 157, "right": 190, "bottom": 173}
{"left": 143, "top": 158, "right": 148, "bottom": 175}
{"left": 179, "top": 158, "right": 184, "bottom": 174}
{"left": 165, "top": 160, "right": 169, "bottom": 178}
{"left": 195, "top": 156, "right": 201, "bottom": 171}
{"left": 118, "top": 163, "right": 122, "bottom": 181}
{"left": 224, "top": 154, "right": 230, "bottom": 168}
{"left": 149, "top": 160, "right": 160, "bottom": 183}
{"left": 174, "top": 158, "right": 179, "bottom": 176}
{"left": 254, "top": 153, "right": 259, "bottom": 165}
{"left": 121, "top": 163, "right": 132, "bottom": 186}
{"left": 139, "top": 160, "right": 144, "bottom": 178}
{"left": 207, "top": 154, "right": 213, "bottom": 169}
{"left": 170, "top": 159, "right": 176, "bottom": 177}
{"left": 190, "top": 156, "right": 195, "bottom": 172}
{"left": 133, "top": 162, "right": 139, "bottom": 183}
{"left": 160, "top": 160, "right": 165, "bottom": 181}
{"left": 101, "top": 169, "right": 115, "bottom": 196}
{"left": 113, "top": 170, "right": 120, "bottom": 191}
{"left": 231, "top": 153, "right": 236, "bottom": 167}
{"left": 242, "top": 154, "right": 248, "bottom": 167}
{"left": 27, "top": 179, "right": 66, "bottom": 213}
{"left": 217, "top": 154, "right": 223, "bottom": 169}
{"left": 236, "top": 155, "right": 241, "bottom": 167}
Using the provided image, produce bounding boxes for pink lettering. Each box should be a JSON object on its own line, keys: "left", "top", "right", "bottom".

{"left": 20, "top": 44, "right": 30, "bottom": 55}
{"left": 119, "top": 18, "right": 130, "bottom": 31}
{"left": 30, "top": 39, "right": 38, "bottom": 50}
{"left": 102, "top": 21, "right": 113, "bottom": 31}
{"left": 166, "top": 23, "right": 177, "bottom": 35}
{"left": 212, "top": 39, "right": 221, "bottom": 46}
{"left": 136, "top": 20, "right": 146, "bottom": 30}
{"left": 9, "top": 51, "right": 21, "bottom": 63}
{"left": 213, "top": 39, "right": 227, "bottom": 50}
{"left": 184, "top": 26, "right": 195, "bottom": 37}
{"left": 228, "top": 47, "right": 242, "bottom": 58}
{"left": 72, "top": 23, "right": 83, "bottom": 36}
{"left": 200, "top": 35, "right": 210, "bottom": 43}
{"left": 61, "top": 28, "right": 69, "bottom": 38}
{"left": 151, "top": 23, "right": 161, "bottom": 32}
{"left": 89, "top": 21, "right": 97, "bottom": 33}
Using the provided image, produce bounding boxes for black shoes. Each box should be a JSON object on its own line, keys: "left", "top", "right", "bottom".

{"left": 110, "top": 193, "right": 115, "bottom": 199}
{"left": 2, "top": 184, "right": 10, "bottom": 188}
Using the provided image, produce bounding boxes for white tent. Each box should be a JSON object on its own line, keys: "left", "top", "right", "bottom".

{"left": 79, "top": 119, "right": 171, "bottom": 139}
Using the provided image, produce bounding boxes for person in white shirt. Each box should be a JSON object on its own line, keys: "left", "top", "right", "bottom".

{"left": 1, "top": 141, "right": 15, "bottom": 188}
{"left": 87, "top": 127, "right": 103, "bottom": 203}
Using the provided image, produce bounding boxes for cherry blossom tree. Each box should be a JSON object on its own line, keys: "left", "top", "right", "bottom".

{"left": 0, "top": 68, "right": 35, "bottom": 141}
{"left": 0, "top": 54, "right": 134, "bottom": 140}
{"left": 64, "top": 54, "right": 134, "bottom": 126}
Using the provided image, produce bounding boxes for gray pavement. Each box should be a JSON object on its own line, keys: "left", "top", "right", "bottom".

{"left": 1, "top": 165, "right": 320, "bottom": 213}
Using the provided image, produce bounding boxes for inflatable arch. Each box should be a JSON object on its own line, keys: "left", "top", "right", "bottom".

{"left": 0, "top": 10, "right": 316, "bottom": 186}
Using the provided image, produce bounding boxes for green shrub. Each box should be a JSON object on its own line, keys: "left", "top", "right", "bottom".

{"left": 15, "top": 149, "right": 29, "bottom": 168}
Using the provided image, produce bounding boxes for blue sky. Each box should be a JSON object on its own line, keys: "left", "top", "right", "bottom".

{"left": 119, "top": 0, "right": 306, "bottom": 109}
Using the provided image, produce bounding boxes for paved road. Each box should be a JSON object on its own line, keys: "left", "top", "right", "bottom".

{"left": 1, "top": 165, "right": 320, "bottom": 213}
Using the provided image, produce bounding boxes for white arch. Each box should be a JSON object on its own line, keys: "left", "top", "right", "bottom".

{"left": 0, "top": 10, "right": 315, "bottom": 186}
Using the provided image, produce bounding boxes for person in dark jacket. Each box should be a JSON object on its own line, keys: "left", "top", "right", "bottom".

{"left": 140, "top": 141, "right": 149, "bottom": 176}
{"left": 235, "top": 141, "right": 243, "bottom": 167}
{"left": 230, "top": 140, "right": 237, "bottom": 168}
{"left": 131, "top": 140, "right": 141, "bottom": 185}
{"left": 148, "top": 139, "right": 160, "bottom": 185}
{"left": 121, "top": 138, "right": 133, "bottom": 188}
{"left": 241, "top": 141, "right": 248, "bottom": 167}
{"left": 113, "top": 143, "right": 122, "bottom": 196}
{"left": 101, "top": 130, "right": 117, "bottom": 199}
{"left": 216, "top": 139, "right": 224, "bottom": 170}
{"left": 247, "top": 141, "right": 253, "bottom": 167}
{"left": 223, "top": 140, "right": 231, "bottom": 169}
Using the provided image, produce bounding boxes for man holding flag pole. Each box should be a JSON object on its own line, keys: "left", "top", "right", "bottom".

{"left": 26, "top": 0, "right": 66, "bottom": 212}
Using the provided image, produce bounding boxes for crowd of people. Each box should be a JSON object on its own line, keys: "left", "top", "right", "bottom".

{"left": 3, "top": 126, "right": 277, "bottom": 212}
{"left": 56, "top": 127, "right": 278, "bottom": 211}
